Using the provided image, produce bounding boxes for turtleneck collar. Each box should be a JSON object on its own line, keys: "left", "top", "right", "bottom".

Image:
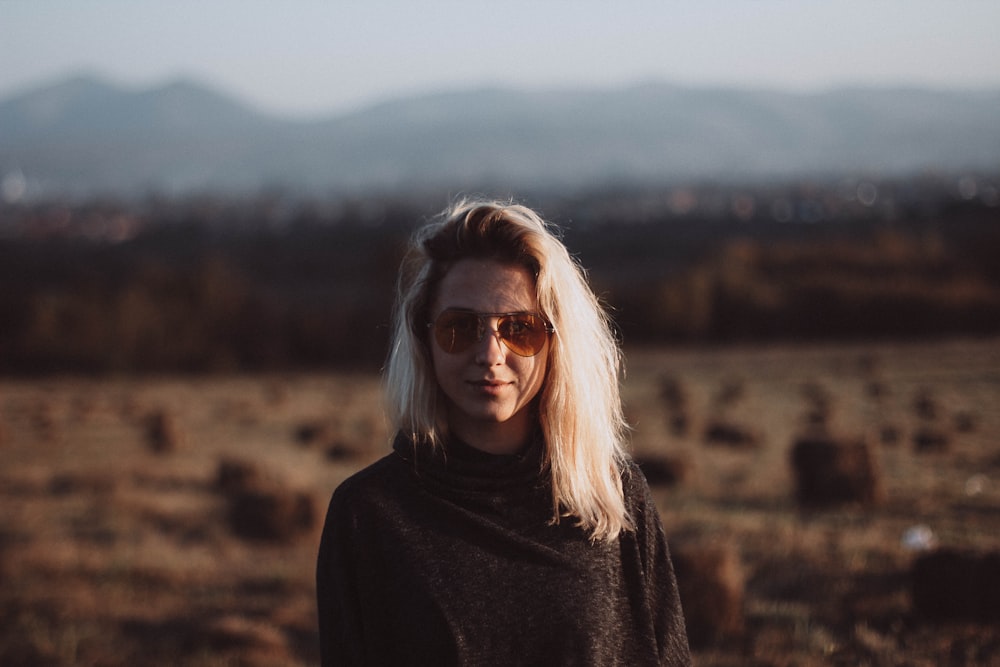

{"left": 392, "top": 430, "right": 548, "bottom": 498}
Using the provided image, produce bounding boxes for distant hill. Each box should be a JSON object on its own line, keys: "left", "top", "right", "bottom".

{"left": 1, "top": 73, "right": 998, "bottom": 198}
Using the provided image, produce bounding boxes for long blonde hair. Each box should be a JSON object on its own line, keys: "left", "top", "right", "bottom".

{"left": 384, "top": 198, "right": 633, "bottom": 540}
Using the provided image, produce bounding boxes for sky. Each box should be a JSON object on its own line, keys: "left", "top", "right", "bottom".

{"left": 2, "top": 1, "right": 1000, "bottom": 118}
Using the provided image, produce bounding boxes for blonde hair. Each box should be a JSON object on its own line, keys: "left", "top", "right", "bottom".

{"left": 384, "top": 198, "right": 633, "bottom": 541}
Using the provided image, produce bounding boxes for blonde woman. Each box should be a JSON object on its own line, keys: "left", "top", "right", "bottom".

{"left": 317, "top": 199, "right": 691, "bottom": 666}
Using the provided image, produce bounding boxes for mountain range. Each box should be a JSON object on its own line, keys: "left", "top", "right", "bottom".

{"left": 1, "top": 73, "right": 998, "bottom": 199}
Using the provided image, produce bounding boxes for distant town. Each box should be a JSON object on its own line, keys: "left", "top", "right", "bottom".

{"left": 2, "top": 170, "right": 997, "bottom": 243}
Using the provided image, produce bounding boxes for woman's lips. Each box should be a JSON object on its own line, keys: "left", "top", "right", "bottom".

{"left": 469, "top": 379, "right": 510, "bottom": 394}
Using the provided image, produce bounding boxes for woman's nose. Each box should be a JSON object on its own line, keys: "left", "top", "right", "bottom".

{"left": 474, "top": 324, "right": 507, "bottom": 364}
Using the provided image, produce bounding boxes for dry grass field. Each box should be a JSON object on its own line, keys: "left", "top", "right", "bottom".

{"left": 2, "top": 337, "right": 998, "bottom": 666}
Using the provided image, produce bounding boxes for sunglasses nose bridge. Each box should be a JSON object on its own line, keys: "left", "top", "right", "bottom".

{"left": 473, "top": 315, "right": 506, "bottom": 347}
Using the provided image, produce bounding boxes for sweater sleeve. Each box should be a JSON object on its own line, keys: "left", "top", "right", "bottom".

{"left": 316, "top": 486, "right": 366, "bottom": 667}
{"left": 631, "top": 468, "right": 693, "bottom": 666}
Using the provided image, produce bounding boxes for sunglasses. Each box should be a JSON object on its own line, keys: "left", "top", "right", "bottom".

{"left": 429, "top": 309, "right": 554, "bottom": 357}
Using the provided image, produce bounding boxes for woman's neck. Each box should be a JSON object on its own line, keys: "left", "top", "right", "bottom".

{"left": 448, "top": 411, "right": 533, "bottom": 455}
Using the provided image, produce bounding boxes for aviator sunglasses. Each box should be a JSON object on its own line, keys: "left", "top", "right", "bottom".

{"left": 429, "top": 309, "right": 554, "bottom": 357}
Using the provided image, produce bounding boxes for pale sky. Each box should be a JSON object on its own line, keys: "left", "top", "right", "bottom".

{"left": 2, "top": 1, "right": 999, "bottom": 118}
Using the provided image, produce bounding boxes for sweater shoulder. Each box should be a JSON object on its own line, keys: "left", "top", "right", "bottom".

{"left": 327, "top": 451, "right": 407, "bottom": 510}
{"left": 621, "top": 458, "right": 655, "bottom": 507}
{"left": 619, "top": 458, "right": 666, "bottom": 542}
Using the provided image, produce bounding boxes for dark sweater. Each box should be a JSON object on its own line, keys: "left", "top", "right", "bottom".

{"left": 316, "top": 432, "right": 691, "bottom": 666}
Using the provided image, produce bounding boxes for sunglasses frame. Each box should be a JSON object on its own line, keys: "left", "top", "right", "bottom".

{"left": 428, "top": 309, "right": 555, "bottom": 357}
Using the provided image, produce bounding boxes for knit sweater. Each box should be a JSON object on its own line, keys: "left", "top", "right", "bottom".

{"left": 316, "top": 432, "right": 691, "bottom": 666}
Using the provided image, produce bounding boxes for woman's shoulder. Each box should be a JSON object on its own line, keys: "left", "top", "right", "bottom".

{"left": 328, "top": 451, "right": 407, "bottom": 508}
{"left": 619, "top": 456, "right": 663, "bottom": 524}
{"left": 620, "top": 457, "right": 654, "bottom": 499}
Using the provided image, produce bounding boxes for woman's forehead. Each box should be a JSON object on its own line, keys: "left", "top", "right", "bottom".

{"left": 433, "top": 259, "right": 537, "bottom": 313}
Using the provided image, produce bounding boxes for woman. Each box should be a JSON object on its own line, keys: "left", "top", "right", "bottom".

{"left": 317, "top": 199, "right": 691, "bottom": 666}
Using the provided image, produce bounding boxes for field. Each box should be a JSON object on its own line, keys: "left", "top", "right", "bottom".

{"left": 2, "top": 337, "right": 999, "bottom": 666}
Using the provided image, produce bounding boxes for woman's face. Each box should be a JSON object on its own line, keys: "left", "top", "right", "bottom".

{"left": 429, "top": 258, "right": 549, "bottom": 453}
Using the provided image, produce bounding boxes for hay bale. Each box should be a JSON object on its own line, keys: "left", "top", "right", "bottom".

{"left": 953, "top": 411, "right": 978, "bottom": 433}
{"left": 712, "top": 378, "right": 746, "bottom": 408}
{"left": 803, "top": 406, "right": 830, "bottom": 429}
{"left": 227, "top": 486, "right": 318, "bottom": 542}
{"left": 658, "top": 375, "right": 689, "bottom": 411}
{"left": 667, "top": 412, "right": 690, "bottom": 437}
{"left": 657, "top": 376, "right": 692, "bottom": 436}
{"left": 671, "top": 539, "right": 745, "bottom": 648}
{"left": 799, "top": 381, "right": 831, "bottom": 407}
{"left": 216, "top": 457, "right": 318, "bottom": 542}
{"left": 912, "top": 548, "right": 1000, "bottom": 622}
{"left": 789, "top": 432, "right": 884, "bottom": 508}
{"left": 49, "top": 472, "right": 117, "bottom": 496}
{"left": 215, "top": 458, "right": 264, "bottom": 494}
{"left": 31, "top": 400, "right": 57, "bottom": 441}
{"left": 799, "top": 381, "right": 834, "bottom": 428}
{"left": 703, "top": 419, "right": 760, "bottom": 449}
{"left": 144, "top": 409, "right": 182, "bottom": 453}
{"left": 294, "top": 420, "right": 334, "bottom": 447}
{"left": 913, "top": 388, "right": 939, "bottom": 421}
{"left": 878, "top": 423, "right": 902, "bottom": 446}
{"left": 325, "top": 440, "right": 363, "bottom": 461}
{"left": 634, "top": 453, "right": 691, "bottom": 487}
{"left": 865, "top": 380, "right": 890, "bottom": 400}
{"left": 912, "top": 427, "right": 951, "bottom": 453}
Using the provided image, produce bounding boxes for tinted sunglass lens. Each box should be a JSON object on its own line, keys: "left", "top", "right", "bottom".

{"left": 434, "top": 312, "right": 480, "bottom": 353}
{"left": 498, "top": 314, "right": 546, "bottom": 356}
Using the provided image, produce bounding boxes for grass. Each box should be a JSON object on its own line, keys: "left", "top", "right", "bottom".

{"left": 2, "top": 338, "right": 999, "bottom": 665}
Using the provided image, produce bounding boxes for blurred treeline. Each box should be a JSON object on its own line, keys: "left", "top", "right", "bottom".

{"left": 2, "top": 177, "right": 999, "bottom": 375}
